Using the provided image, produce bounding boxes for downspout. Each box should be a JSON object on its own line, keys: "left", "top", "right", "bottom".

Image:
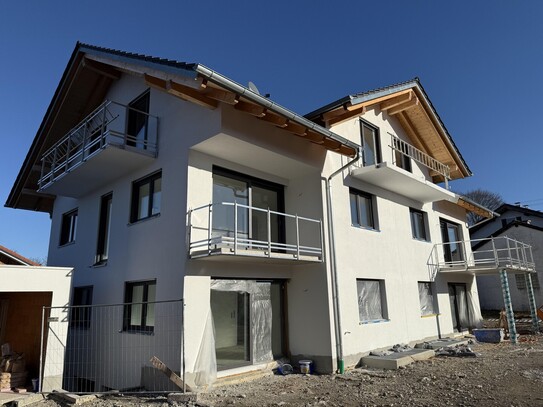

{"left": 325, "top": 147, "right": 362, "bottom": 374}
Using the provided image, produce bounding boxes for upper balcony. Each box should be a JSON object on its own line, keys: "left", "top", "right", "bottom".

{"left": 188, "top": 202, "right": 323, "bottom": 264}
{"left": 427, "top": 236, "right": 536, "bottom": 281}
{"left": 38, "top": 100, "right": 158, "bottom": 198}
{"left": 351, "top": 133, "right": 455, "bottom": 203}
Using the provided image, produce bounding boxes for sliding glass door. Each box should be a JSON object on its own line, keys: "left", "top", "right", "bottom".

{"left": 440, "top": 219, "right": 463, "bottom": 263}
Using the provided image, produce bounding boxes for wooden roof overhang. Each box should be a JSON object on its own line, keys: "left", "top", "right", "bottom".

{"left": 308, "top": 83, "right": 472, "bottom": 183}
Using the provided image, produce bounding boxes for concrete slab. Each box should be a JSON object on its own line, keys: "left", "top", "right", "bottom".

{"left": 361, "top": 349, "right": 435, "bottom": 370}
{"left": 415, "top": 337, "right": 470, "bottom": 350}
{"left": 0, "top": 392, "right": 43, "bottom": 406}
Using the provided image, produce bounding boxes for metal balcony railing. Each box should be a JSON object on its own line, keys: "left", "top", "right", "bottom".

{"left": 428, "top": 236, "right": 536, "bottom": 281}
{"left": 39, "top": 100, "right": 158, "bottom": 191}
{"left": 389, "top": 133, "right": 451, "bottom": 188}
{"left": 188, "top": 202, "right": 323, "bottom": 261}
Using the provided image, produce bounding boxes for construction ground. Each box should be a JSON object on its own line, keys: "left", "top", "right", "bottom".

{"left": 4, "top": 321, "right": 543, "bottom": 407}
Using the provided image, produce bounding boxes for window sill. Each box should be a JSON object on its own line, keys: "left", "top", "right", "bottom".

{"left": 359, "top": 319, "right": 389, "bottom": 325}
{"left": 421, "top": 313, "right": 440, "bottom": 319}
{"left": 351, "top": 224, "right": 380, "bottom": 233}
{"left": 58, "top": 241, "right": 76, "bottom": 249}
{"left": 121, "top": 329, "right": 155, "bottom": 336}
{"left": 90, "top": 261, "right": 108, "bottom": 268}
{"left": 412, "top": 237, "right": 431, "bottom": 243}
{"left": 128, "top": 213, "right": 161, "bottom": 226}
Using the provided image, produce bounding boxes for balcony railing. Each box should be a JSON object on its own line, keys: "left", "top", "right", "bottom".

{"left": 39, "top": 100, "right": 158, "bottom": 191}
{"left": 389, "top": 133, "right": 451, "bottom": 187}
{"left": 188, "top": 202, "right": 323, "bottom": 262}
{"left": 428, "top": 236, "right": 536, "bottom": 281}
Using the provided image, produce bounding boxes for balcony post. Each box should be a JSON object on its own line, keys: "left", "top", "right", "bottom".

{"left": 295, "top": 215, "right": 300, "bottom": 259}
{"left": 491, "top": 237, "right": 498, "bottom": 268}
{"left": 187, "top": 209, "right": 192, "bottom": 257}
{"left": 208, "top": 203, "right": 212, "bottom": 255}
{"left": 499, "top": 269, "right": 518, "bottom": 344}
{"left": 100, "top": 103, "right": 107, "bottom": 149}
{"left": 506, "top": 237, "right": 512, "bottom": 267}
{"left": 319, "top": 219, "right": 324, "bottom": 261}
{"left": 234, "top": 202, "right": 238, "bottom": 255}
{"left": 524, "top": 273, "right": 540, "bottom": 333}
{"left": 40, "top": 158, "right": 45, "bottom": 190}
{"left": 51, "top": 147, "right": 58, "bottom": 180}
{"left": 267, "top": 208, "right": 271, "bottom": 258}
{"left": 81, "top": 121, "right": 88, "bottom": 161}
{"left": 514, "top": 239, "right": 520, "bottom": 267}
{"left": 65, "top": 134, "right": 71, "bottom": 172}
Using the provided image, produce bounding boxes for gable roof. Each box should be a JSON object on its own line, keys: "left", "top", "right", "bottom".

{"left": 305, "top": 78, "right": 472, "bottom": 181}
{"left": 6, "top": 42, "right": 360, "bottom": 213}
{"left": 471, "top": 220, "right": 543, "bottom": 251}
{"left": 0, "top": 245, "right": 40, "bottom": 266}
{"left": 470, "top": 203, "right": 543, "bottom": 233}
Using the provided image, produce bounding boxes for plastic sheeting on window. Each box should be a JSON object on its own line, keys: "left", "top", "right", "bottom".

{"left": 210, "top": 280, "right": 273, "bottom": 365}
{"left": 418, "top": 282, "right": 435, "bottom": 316}
{"left": 185, "top": 309, "right": 217, "bottom": 390}
{"left": 357, "top": 280, "right": 383, "bottom": 321}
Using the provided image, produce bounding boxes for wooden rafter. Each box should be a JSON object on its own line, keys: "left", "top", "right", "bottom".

{"left": 282, "top": 122, "right": 307, "bottom": 136}
{"left": 347, "top": 89, "right": 413, "bottom": 111}
{"left": 235, "top": 101, "right": 266, "bottom": 117}
{"left": 327, "top": 106, "right": 366, "bottom": 126}
{"left": 397, "top": 111, "right": 430, "bottom": 154}
{"left": 321, "top": 103, "right": 350, "bottom": 122}
{"left": 457, "top": 198, "right": 493, "bottom": 219}
{"left": 81, "top": 58, "right": 121, "bottom": 80}
{"left": 380, "top": 91, "right": 414, "bottom": 111}
{"left": 258, "top": 112, "right": 288, "bottom": 127}
{"left": 387, "top": 97, "right": 419, "bottom": 115}
{"left": 167, "top": 80, "right": 218, "bottom": 109}
{"left": 203, "top": 87, "right": 238, "bottom": 105}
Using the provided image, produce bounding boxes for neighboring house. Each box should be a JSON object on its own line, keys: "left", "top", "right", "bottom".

{"left": 0, "top": 245, "right": 72, "bottom": 391}
{"left": 471, "top": 204, "right": 543, "bottom": 311}
{"left": 5, "top": 43, "right": 534, "bottom": 391}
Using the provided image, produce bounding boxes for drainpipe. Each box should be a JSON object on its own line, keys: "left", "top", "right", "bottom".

{"left": 325, "top": 147, "right": 362, "bottom": 374}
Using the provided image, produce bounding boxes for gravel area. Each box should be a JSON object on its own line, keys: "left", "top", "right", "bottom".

{"left": 35, "top": 334, "right": 543, "bottom": 407}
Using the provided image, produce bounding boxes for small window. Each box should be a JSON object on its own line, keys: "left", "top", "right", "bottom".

{"left": 410, "top": 209, "right": 429, "bottom": 241}
{"left": 123, "top": 280, "right": 156, "bottom": 332}
{"left": 357, "top": 279, "right": 387, "bottom": 322}
{"left": 60, "top": 209, "right": 78, "bottom": 246}
{"left": 350, "top": 189, "right": 377, "bottom": 229}
{"left": 418, "top": 282, "right": 436, "bottom": 316}
{"left": 360, "top": 120, "right": 381, "bottom": 166}
{"left": 95, "top": 193, "right": 112, "bottom": 264}
{"left": 70, "top": 286, "right": 93, "bottom": 329}
{"left": 131, "top": 171, "right": 162, "bottom": 223}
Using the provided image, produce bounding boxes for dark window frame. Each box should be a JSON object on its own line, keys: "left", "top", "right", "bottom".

{"left": 359, "top": 119, "right": 381, "bottom": 166}
{"left": 95, "top": 193, "right": 113, "bottom": 265}
{"left": 349, "top": 188, "right": 377, "bottom": 230}
{"left": 410, "top": 208, "right": 429, "bottom": 241}
{"left": 130, "top": 170, "right": 162, "bottom": 223}
{"left": 70, "top": 286, "right": 93, "bottom": 329}
{"left": 123, "top": 280, "right": 156, "bottom": 333}
{"left": 126, "top": 90, "right": 150, "bottom": 149}
{"left": 60, "top": 208, "right": 78, "bottom": 246}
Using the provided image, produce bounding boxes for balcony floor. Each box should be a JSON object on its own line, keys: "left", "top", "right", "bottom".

{"left": 350, "top": 162, "right": 456, "bottom": 203}
{"left": 190, "top": 247, "right": 322, "bottom": 264}
{"left": 40, "top": 143, "right": 155, "bottom": 198}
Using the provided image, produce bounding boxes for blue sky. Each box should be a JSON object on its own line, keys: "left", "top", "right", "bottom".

{"left": 1, "top": 1, "right": 542, "bottom": 260}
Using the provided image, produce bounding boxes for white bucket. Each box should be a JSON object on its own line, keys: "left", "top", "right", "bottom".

{"left": 299, "top": 360, "right": 312, "bottom": 375}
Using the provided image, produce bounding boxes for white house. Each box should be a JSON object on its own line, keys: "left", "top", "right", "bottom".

{"left": 471, "top": 204, "right": 543, "bottom": 312}
{"left": 5, "top": 43, "right": 535, "bottom": 391}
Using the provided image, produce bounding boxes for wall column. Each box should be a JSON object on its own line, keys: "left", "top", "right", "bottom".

{"left": 524, "top": 272, "right": 540, "bottom": 333}
{"left": 499, "top": 269, "right": 517, "bottom": 344}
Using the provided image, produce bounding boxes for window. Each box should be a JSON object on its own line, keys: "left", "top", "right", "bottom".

{"left": 95, "top": 193, "right": 112, "bottom": 264}
{"left": 515, "top": 273, "right": 540, "bottom": 290}
{"left": 70, "top": 286, "right": 93, "bottom": 329}
{"left": 410, "top": 209, "right": 429, "bottom": 241}
{"left": 127, "top": 90, "right": 150, "bottom": 149}
{"left": 131, "top": 171, "right": 162, "bottom": 223}
{"left": 360, "top": 120, "right": 381, "bottom": 166}
{"left": 350, "top": 189, "right": 377, "bottom": 229}
{"left": 418, "top": 282, "right": 436, "bottom": 316}
{"left": 60, "top": 209, "right": 78, "bottom": 246}
{"left": 357, "top": 279, "right": 387, "bottom": 322}
{"left": 392, "top": 137, "right": 412, "bottom": 172}
{"left": 123, "top": 280, "right": 156, "bottom": 332}
{"left": 440, "top": 219, "right": 463, "bottom": 263}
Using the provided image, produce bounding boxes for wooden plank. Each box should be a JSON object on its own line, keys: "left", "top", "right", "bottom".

{"left": 346, "top": 88, "right": 413, "bottom": 111}
{"left": 81, "top": 58, "right": 121, "bottom": 80}
{"left": 321, "top": 104, "right": 350, "bottom": 121}
{"left": 150, "top": 355, "right": 194, "bottom": 392}
{"left": 258, "top": 112, "right": 288, "bottom": 127}
{"left": 203, "top": 87, "right": 238, "bottom": 105}
{"left": 380, "top": 91, "right": 414, "bottom": 110}
{"left": 327, "top": 105, "right": 366, "bottom": 126}
{"left": 234, "top": 101, "right": 266, "bottom": 117}
{"left": 282, "top": 122, "right": 307, "bottom": 136}
{"left": 167, "top": 80, "right": 218, "bottom": 109}
{"left": 387, "top": 97, "right": 419, "bottom": 115}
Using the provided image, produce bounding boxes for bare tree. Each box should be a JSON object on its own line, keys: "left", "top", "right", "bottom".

{"left": 461, "top": 189, "right": 504, "bottom": 226}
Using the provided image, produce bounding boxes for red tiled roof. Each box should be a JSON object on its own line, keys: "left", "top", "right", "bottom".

{"left": 0, "top": 245, "right": 40, "bottom": 266}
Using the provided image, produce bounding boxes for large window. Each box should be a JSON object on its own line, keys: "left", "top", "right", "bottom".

{"left": 95, "top": 193, "right": 112, "bottom": 264}
{"left": 60, "top": 209, "right": 78, "bottom": 246}
{"left": 418, "top": 282, "right": 436, "bottom": 316}
{"left": 123, "top": 280, "right": 156, "bottom": 333}
{"left": 360, "top": 120, "right": 381, "bottom": 166}
{"left": 350, "top": 189, "right": 377, "bottom": 230}
{"left": 127, "top": 90, "right": 150, "bottom": 149}
{"left": 131, "top": 171, "right": 162, "bottom": 223}
{"left": 410, "top": 208, "right": 429, "bottom": 241}
{"left": 357, "top": 279, "right": 387, "bottom": 322}
{"left": 70, "top": 286, "right": 93, "bottom": 329}
{"left": 440, "top": 219, "right": 463, "bottom": 263}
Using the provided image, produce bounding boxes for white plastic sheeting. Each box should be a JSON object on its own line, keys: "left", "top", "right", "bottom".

{"left": 185, "top": 309, "right": 217, "bottom": 390}
{"left": 418, "top": 282, "right": 435, "bottom": 316}
{"left": 467, "top": 291, "right": 483, "bottom": 328}
{"left": 357, "top": 280, "right": 384, "bottom": 321}
{"left": 210, "top": 280, "right": 273, "bottom": 365}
